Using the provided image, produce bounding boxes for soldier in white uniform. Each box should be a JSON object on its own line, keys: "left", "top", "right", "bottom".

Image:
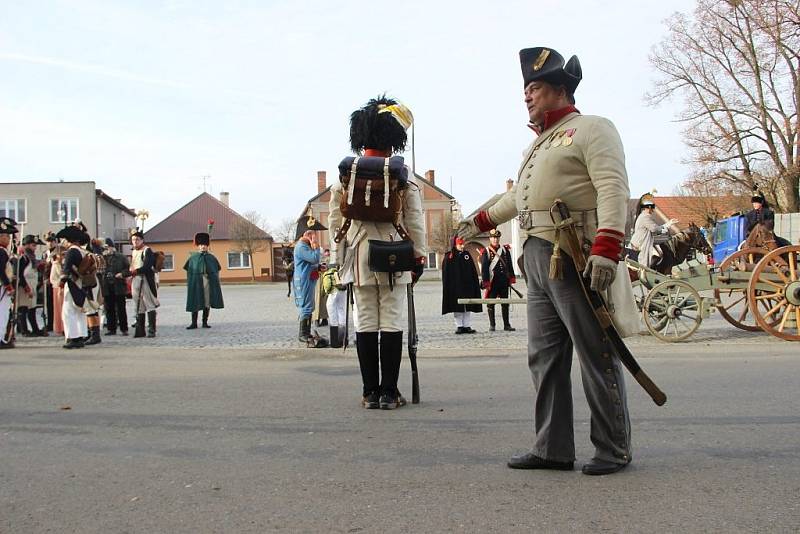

{"left": 459, "top": 47, "right": 635, "bottom": 475}
{"left": 128, "top": 229, "right": 160, "bottom": 338}
{"left": 57, "top": 225, "right": 89, "bottom": 349}
{"left": 328, "top": 96, "right": 426, "bottom": 410}
{"left": 629, "top": 194, "right": 677, "bottom": 269}
{"left": 0, "top": 218, "right": 18, "bottom": 349}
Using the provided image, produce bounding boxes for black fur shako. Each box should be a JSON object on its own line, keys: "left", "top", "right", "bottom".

{"left": 349, "top": 95, "right": 408, "bottom": 154}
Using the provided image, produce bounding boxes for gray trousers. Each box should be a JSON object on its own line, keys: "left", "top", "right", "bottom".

{"left": 524, "top": 237, "right": 631, "bottom": 465}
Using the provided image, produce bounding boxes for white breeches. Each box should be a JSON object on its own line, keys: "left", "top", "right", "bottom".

{"left": 353, "top": 283, "right": 406, "bottom": 333}
{"left": 62, "top": 289, "right": 88, "bottom": 340}
{"left": 325, "top": 290, "right": 348, "bottom": 327}
{"left": 0, "top": 291, "right": 11, "bottom": 342}
{"left": 454, "top": 311, "right": 473, "bottom": 328}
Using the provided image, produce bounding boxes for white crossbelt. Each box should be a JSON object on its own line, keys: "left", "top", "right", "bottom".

{"left": 517, "top": 209, "right": 597, "bottom": 230}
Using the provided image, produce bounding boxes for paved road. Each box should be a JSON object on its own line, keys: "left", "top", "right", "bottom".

{"left": 2, "top": 283, "right": 798, "bottom": 532}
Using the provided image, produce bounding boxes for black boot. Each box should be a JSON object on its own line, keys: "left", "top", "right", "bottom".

{"left": 17, "top": 307, "right": 31, "bottom": 336}
{"left": 356, "top": 332, "right": 380, "bottom": 408}
{"left": 134, "top": 313, "right": 146, "bottom": 338}
{"left": 85, "top": 325, "right": 102, "bottom": 345}
{"left": 502, "top": 304, "right": 515, "bottom": 331}
{"left": 202, "top": 308, "right": 210, "bottom": 328}
{"left": 379, "top": 331, "right": 405, "bottom": 409}
{"left": 298, "top": 316, "right": 312, "bottom": 342}
{"left": 329, "top": 326, "right": 342, "bottom": 348}
{"left": 63, "top": 338, "right": 82, "bottom": 349}
{"left": 27, "top": 308, "right": 46, "bottom": 337}
{"left": 488, "top": 305, "right": 496, "bottom": 332}
{"left": 187, "top": 311, "right": 198, "bottom": 329}
{"left": 147, "top": 311, "right": 157, "bottom": 338}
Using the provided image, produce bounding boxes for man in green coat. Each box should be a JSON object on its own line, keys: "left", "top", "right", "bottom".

{"left": 184, "top": 232, "right": 224, "bottom": 329}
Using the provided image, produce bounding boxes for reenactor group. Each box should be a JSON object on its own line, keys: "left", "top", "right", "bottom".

{"left": 6, "top": 44, "right": 662, "bottom": 476}
{"left": 284, "top": 43, "right": 651, "bottom": 477}
{"left": 0, "top": 220, "right": 224, "bottom": 350}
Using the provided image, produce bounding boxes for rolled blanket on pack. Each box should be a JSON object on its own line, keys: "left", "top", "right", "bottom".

{"left": 338, "top": 156, "right": 408, "bottom": 185}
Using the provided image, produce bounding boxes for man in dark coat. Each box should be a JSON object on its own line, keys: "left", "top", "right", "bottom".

{"left": 101, "top": 238, "right": 130, "bottom": 335}
{"left": 441, "top": 236, "right": 482, "bottom": 334}
{"left": 480, "top": 228, "right": 516, "bottom": 331}
{"left": 184, "top": 232, "right": 224, "bottom": 329}
{"left": 745, "top": 190, "right": 791, "bottom": 247}
{"left": 0, "top": 217, "right": 18, "bottom": 349}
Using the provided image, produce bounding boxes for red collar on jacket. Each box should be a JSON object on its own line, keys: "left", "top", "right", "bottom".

{"left": 364, "top": 149, "right": 391, "bottom": 157}
{"left": 528, "top": 105, "right": 580, "bottom": 135}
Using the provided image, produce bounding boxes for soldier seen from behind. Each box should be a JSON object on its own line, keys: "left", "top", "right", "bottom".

{"left": 328, "top": 96, "right": 426, "bottom": 410}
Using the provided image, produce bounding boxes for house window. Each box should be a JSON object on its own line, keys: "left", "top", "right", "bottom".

{"left": 426, "top": 251, "right": 438, "bottom": 269}
{"left": 227, "top": 251, "right": 251, "bottom": 269}
{"left": 161, "top": 254, "right": 174, "bottom": 272}
{"left": 49, "top": 198, "right": 79, "bottom": 224}
{"left": 0, "top": 199, "right": 26, "bottom": 223}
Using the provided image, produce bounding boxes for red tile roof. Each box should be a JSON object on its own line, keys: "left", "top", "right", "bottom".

{"left": 144, "top": 192, "right": 271, "bottom": 243}
{"left": 653, "top": 195, "right": 750, "bottom": 228}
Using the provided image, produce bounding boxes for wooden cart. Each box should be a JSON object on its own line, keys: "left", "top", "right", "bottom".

{"left": 628, "top": 244, "right": 800, "bottom": 342}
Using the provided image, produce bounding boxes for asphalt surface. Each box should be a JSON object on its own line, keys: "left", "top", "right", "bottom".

{"left": 1, "top": 283, "right": 799, "bottom": 532}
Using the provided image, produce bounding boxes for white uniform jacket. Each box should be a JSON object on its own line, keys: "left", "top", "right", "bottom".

{"left": 328, "top": 177, "right": 427, "bottom": 287}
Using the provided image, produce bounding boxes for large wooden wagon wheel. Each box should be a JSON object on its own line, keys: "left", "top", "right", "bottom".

{"left": 643, "top": 280, "right": 703, "bottom": 342}
{"left": 747, "top": 245, "right": 800, "bottom": 342}
{"left": 715, "top": 248, "right": 772, "bottom": 331}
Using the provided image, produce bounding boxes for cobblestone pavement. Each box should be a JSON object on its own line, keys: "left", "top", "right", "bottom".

{"left": 20, "top": 280, "right": 792, "bottom": 353}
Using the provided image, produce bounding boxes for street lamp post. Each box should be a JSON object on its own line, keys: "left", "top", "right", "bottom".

{"left": 135, "top": 209, "right": 150, "bottom": 233}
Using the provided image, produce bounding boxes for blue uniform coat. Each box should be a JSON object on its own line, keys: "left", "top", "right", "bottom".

{"left": 293, "top": 239, "right": 321, "bottom": 318}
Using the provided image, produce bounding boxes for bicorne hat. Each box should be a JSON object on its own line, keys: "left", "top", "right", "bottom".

{"left": 488, "top": 228, "right": 502, "bottom": 238}
{"left": 56, "top": 226, "right": 87, "bottom": 244}
{"left": 0, "top": 217, "right": 18, "bottom": 235}
{"left": 751, "top": 189, "right": 766, "bottom": 204}
{"left": 640, "top": 193, "right": 656, "bottom": 208}
{"left": 130, "top": 228, "right": 144, "bottom": 239}
{"left": 519, "top": 47, "right": 582, "bottom": 94}
{"left": 22, "top": 234, "right": 45, "bottom": 246}
{"left": 194, "top": 232, "right": 210, "bottom": 246}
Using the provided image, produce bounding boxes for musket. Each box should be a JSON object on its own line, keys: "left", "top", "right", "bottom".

{"left": 509, "top": 284, "right": 524, "bottom": 299}
{"left": 550, "top": 199, "right": 667, "bottom": 407}
{"left": 407, "top": 282, "right": 420, "bottom": 404}
{"left": 343, "top": 283, "right": 352, "bottom": 351}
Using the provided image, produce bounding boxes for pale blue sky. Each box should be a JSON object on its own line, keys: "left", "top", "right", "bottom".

{"left": 1, "top": 0, "right": 696, "bottom": 228}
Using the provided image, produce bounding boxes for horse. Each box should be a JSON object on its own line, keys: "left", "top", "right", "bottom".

{"left": 650, "top": 222, "right": 712, "bottom": 275}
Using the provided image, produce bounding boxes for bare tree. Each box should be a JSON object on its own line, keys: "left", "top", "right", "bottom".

{"left": 672, "top": 179, "right": 751, "bottom": 228}
{"left": 647, "top": 0, "right": 800, "bottom": 212}
{"left": 428, "top": 209, "right": 456, "bottom": 261}
{"left": 267, "top": 217, "right": 296, "bottom": 245}
{"left": 230, "top": 211, "right": 269, "bottom": 281}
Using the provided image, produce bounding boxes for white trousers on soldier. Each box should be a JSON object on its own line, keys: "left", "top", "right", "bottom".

{"left": 453, "top": 311, "right": 472, "bottom": 328}
{"left": 62, "top": 289, "right": 87, "bottom": 340}
{"left": 524, "top": 237, "right": 631, "bottom": 465}
{"left": 353, "top": 283, "right": 405, "bottom": 332}
{"left": 0, "top": 290, "right": 11, "bottom": 342}
{"left": 326, "top": 290, "right": 347, "bottom": 327}
{"left": 132, "top": 276, "right": 159, "bottom": 314}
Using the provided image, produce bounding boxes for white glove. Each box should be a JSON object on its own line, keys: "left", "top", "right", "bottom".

{"left": 582, "top": 255, "right": 618, "bottom": 292}
{"left": 456, "top": 217, "right": 480, "bottom": 241}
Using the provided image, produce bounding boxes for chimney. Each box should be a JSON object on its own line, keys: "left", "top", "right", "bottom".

{"left": 219, "top": 191, "right": 230, "bottom": 206}
{"left": 425, "top": 170, "right": 435, "bottom": 185}
{"left": 506, "top": 179, "right": 514, "bottom": 192}
{"left": 317, "top": 171, "right": 327, "bottom": 193}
